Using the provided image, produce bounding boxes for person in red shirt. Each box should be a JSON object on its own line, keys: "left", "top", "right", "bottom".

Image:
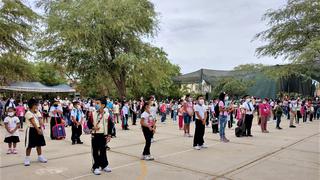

{"left": 259, "top": 98, "right": 271, "bottom": 133}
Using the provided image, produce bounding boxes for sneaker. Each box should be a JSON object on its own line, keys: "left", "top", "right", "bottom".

{"left": 93, "top": 168, "right": 101, "bottom": 175}
{"left": 103, "top": 166, "right": 112, "bottom": 173}
{"left": 6, "top": 149, "right": 12, "bottom": 154}
{"left": 24, "top": 157, "right": 30, "bottom": 166}
{"left": 201, "top": 144, "right": 208, "bottom": 149}
{"left": 151, "top": 138, "right": 155, "bottom": 143}
{"left": 141, "top": 155, "right": 146, "bottom": 160}
{"left": 289, "top": 125, "right": 296, "bottom": 128}
{"left": 12, "top": 149, "right": 18, "bottom": 154}
{"left": 144, "top": 155, "right": 154, "bottom": 161}
{"left": 38, "top": 156, "right": 47, "bottom": 163}
{"left": 148, "top": 155, "right": 154, "bottom": 160}
{"left": 194, "top": 145, "right": 201, "bottom": 150}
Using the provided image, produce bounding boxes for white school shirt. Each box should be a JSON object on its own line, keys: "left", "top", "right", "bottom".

{"left": 4, "top": 116, "right": 20, "bottom": 137}
{"left": 243, "top": 102, "right": 255, "bottom": 115}
{"left": 195, "top": 104, "right": 206, "bottom": 120}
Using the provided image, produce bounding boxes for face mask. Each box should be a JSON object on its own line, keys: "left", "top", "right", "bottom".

{"left": 10, "top": 99, "right": 14, "bottom": 102}
{"left": 263, "top": 101, "right": 267, "bottom": 104}
{"left": 225, "top": 96, "right": 229, "bottom": 101}
{"left": 8, "top": 112, "right": 14, "bottom": 116}
{"left": 95, "top": 104, "right": 101, "bottom": 111}
{"left": 77, "top": 105, "right": 81, "bottom": 109}
{"left": 246, "top": 99, "right": 250, "bottom": 103}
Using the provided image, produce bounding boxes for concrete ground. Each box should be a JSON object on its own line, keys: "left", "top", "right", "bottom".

{"left": 0, "top": 116, "right": 319, "bottom": 180}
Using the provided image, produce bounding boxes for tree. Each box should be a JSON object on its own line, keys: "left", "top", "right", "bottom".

{"left": 0, "top": 53, "right": 35, "bottom": 85}
{"left": 255, "top": 0, "right": 320, "bottom": 66}
{"left": 36, "top": 0, "right": 163, "bottom": 97}
{"left": 0, "top": 0, "right": 38, "bottom": 54}
{"left": 35, "top": 62, "right": 67, "bottom": 86}
{"left": 212, "top": 78, "right": 252, "bottom": 98}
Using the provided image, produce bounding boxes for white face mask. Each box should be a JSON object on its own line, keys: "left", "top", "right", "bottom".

{"left": 199, "top": 99, "right": 204, "bottom": 105}
{"left": 246, "top": 99, "right": 250, "bottom": 103}
{"left": 263, "top": 101, "right": 267, "bottom": 104}
{"left": 225, "top": 96, "right": 229, "bottom": 101}
{"left": 8, "top": 112, "right": 14, "bottom": 116}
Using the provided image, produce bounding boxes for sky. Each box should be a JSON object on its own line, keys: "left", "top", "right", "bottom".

{"left": 149, "top": 0, "right": 288, "bottom": 74}
{"left": 26, "top": 0, "right": 288, "bottom": 74}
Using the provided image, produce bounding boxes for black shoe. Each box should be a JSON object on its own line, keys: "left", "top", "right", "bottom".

{"left": 106, "top": 146, "right": 111, "bottom": 151}
{"left": 72, "top": 142, "right": 76, "bottom": 145}
{"left": 248, "top": 135, "right": 253, "bottom": 137}
{"left": 276, "top": 127, "right": 282, "bottom": 130}
{"left": 77, "top": 141, "right": 84, "bottom": 144}
{"left": 289, "top": 125, "right": 296, "bottom": 128}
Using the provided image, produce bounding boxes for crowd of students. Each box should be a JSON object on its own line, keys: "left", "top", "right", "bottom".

{"left": 0, "top": 94, "right": 319, "bottom": 175}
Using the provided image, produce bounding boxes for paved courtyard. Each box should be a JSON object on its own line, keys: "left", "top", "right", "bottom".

{"left": 0, "top": 117, "right": 319, "bottom": 180}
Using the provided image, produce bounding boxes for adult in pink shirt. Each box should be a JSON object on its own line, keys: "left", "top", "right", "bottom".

{"left": 259, "top": 98, "right": 271, "bottom": 133}
{"left": 16, "top": 101, "right": 26, "bottom": 130}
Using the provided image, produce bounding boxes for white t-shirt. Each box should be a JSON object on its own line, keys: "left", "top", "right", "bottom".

{"left": 150, "top": 106, "right": 158, "bottom": 119}
{"left": 195, "top": 104, "right": 206, "bottom": 120}
{"left": 113, "top": 104, "right": 120, "bottom": 114}
{"left": 25, "top": 110, "right": 42, "bottom": 128}
{"left": 141, "top": 111, "right": 155, "bottom": 126}
{"left": 4, "top": 116, "right": 20, "bottom": 137}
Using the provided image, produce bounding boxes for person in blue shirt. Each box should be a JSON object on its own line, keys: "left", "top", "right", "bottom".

{"left": 70, "top": 100, "right": 84, "bottom": 145}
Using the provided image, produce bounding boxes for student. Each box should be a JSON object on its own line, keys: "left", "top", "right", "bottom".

{"left": 243, "top": 95, "right": 255, "bottom": 136}
{"left": 218, "top": 92, "right": 230, "bottom": 142}
{"left": 131, "top": 100, "right": 138, "bottom": 125}
{"left": 140, "top": 101, "right": 155, "bottom": 161}
{"left": 42, "top": 101, "right": 49, "bottom": 124}
{"left": 275, "top": 100, "right": 283, "bottom": 129}
{"left": 91, "top": 98, "right": 112, "bottom": 175}
{"left": 259, "top": 98, "right": 271, "bottom": 133}
{"left": 16, "top": 101, "right": 26, "bottom": 131}
{"left": 24, "top": 98, "right": 47, "bottom": 166}
{"left": 160, "top": 101, "right": 167, "bottom": 123}
{"left": 4, "top": 107, "right": 20, "bottom": 154}
{"left": 70, "top": 100, "right": 84, "bottom": 145}
{"left": 178, "top": 100, "right": 184, "bottom": 130}
{"left": 193, "top": 95, "right": 208, "bottom": 150}
{"left": 183, "top": 94, "right": 194, "bottom": 137}
{"left": 113, "top": 101, "right": 120, "bottom": 123}
{"left": 289, "top": 99, "right": 297, "bottom": 128}
{"left": 172, "top": 101, "right": 179, "bottom": 123}
{"left": 49, "top": 100, "right": 63, "bottom": 139}
{"left": 121, "top": 102, "right": 129, "bottom": 130}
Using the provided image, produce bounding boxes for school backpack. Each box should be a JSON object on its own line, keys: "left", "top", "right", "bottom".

{"left": 52, "top": 117, "right": 66, "bottom": 140}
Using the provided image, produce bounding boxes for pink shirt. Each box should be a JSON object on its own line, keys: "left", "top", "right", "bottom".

{"left": 219, "top": 101, "right": 228, "bottom": 116}
{"left": 16, "top": 105, "right": 25, "bottom": 117}
{"left": 259, "top": 103, "right": 271, "bottom": 117}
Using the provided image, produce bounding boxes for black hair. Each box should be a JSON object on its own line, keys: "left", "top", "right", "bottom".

{"left": 7, "top": 107, "right": 15, "bottom": 111}
{"left": 98, "top": 97, "right": 107, "bottom": 107}
{"left": 197, "top": 95, "right": 204, "bottom": 100}
{"left": 219, "top": 92, "right": 225, "bottom": 101}
{"left": 141, "top": 101, "right": 151, "bottom": 113}
{"left": 28, "top": 98, "right": 38, "bottom": 109}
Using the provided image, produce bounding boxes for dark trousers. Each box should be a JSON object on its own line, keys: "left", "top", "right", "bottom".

{"left": 142, "top": 126, "right": 152, "bottom": 155}
{"left": 228, "top": 112, "right": 234, "bottom": 128}
{"left": 50, "top": 117, "right": 61, "bottom": 139}
{"left": 108, "top": 120, "right": 116, "bottom": 136}
{"left": 132, "top": 113, "right": 137, "bottom": 125}
{"left": 309, "top": 113, "right": 313, "bottom": 122}
{"left": 18, "top": 116, "right": 24, "bottom": 129}
{"left": 276, "top": 114, "right": 282, "bottom": 127}
{"left": 244, "top": 114, "right": 253, "bottom": 136}
{"left": 71, "top": 124, "right": 82, "bottom": 143}
{"left": 122, "top": 115, "right": 129, "bottom": 130}
{"left": 193, "top": 119, "right": 205, "bottom": 146}
{"left": 91, "top": 134, "right": 108, "bottom": 170}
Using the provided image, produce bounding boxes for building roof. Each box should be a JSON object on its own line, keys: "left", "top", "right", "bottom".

{"left": 0, "top": 82, "right": 76, "bottom": 93}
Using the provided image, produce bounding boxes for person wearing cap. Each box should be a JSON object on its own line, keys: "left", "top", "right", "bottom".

{"left": 91, "top": 98, "right": 112, "bottom": 175}
{"left": 243, "top": 95, "right": 255, "bottom": 137}
{"left": 70, "top": 100, "right": 84, "bottom": 145}
{"left": 259, "top": 98, "right": 271, "bottom": 133}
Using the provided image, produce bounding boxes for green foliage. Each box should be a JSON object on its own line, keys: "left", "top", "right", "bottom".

{"left": 37, "top": 0, "right": 181, "bottom": 98}
{"left": 0, "top": 53, "right": 36, "bottom": 85}
{"left": 212, "top": 78, "right": 252, "bottom": 98}
{"left": 0, "top": 0, "right": 38, "bottom": 54}
{"left": 255, "top": 0, "right": 320, "bottom": 65}
{"left": 34, "top": 62, "right": 67, "bottom": 86}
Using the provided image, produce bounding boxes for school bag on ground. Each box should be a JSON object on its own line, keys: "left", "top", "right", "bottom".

{"left": 52, "top": 117, "right": 66, "bottom": 139}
